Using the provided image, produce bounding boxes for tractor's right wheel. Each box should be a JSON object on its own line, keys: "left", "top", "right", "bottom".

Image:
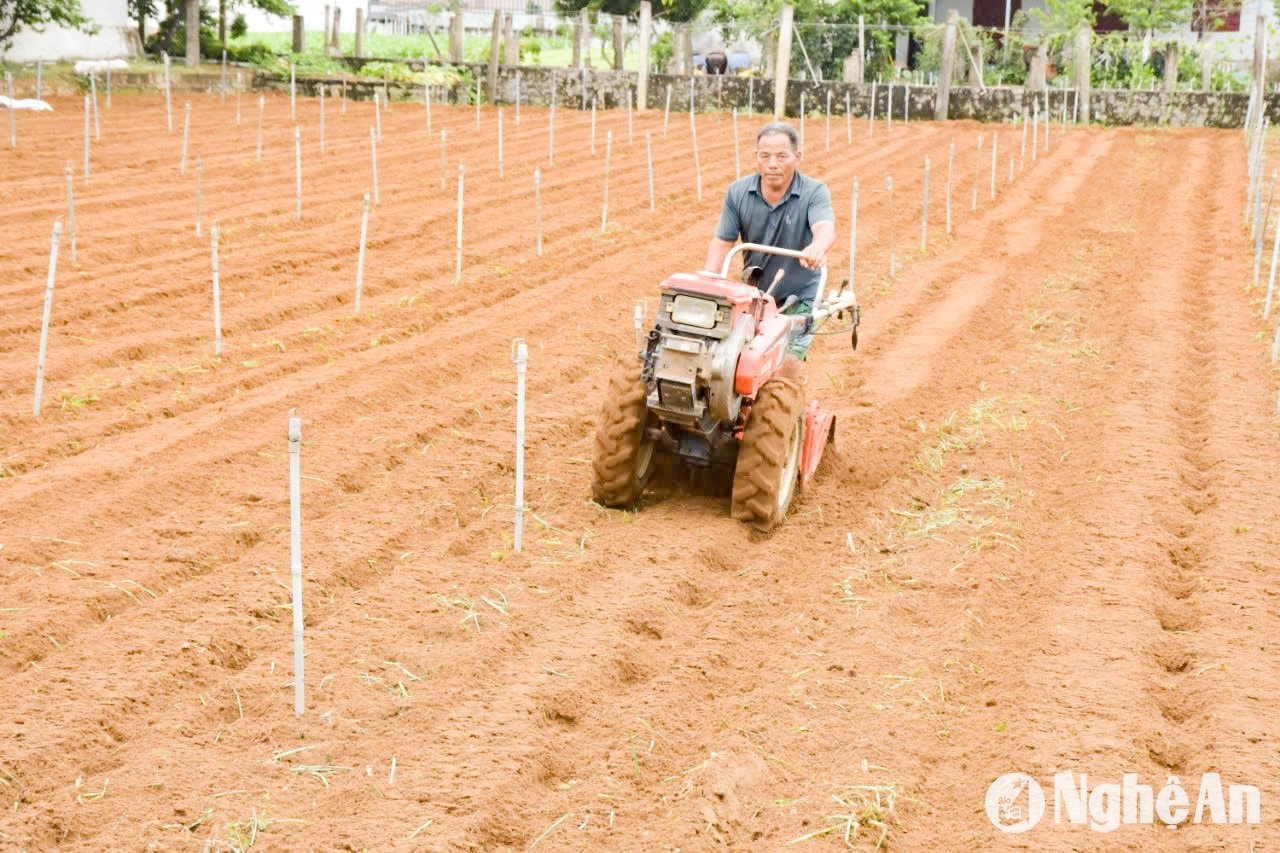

{"left": 590, "top": 355, "right": 656, "bottom": 508}
{"left": 731, "top": 377, "right": 805, "bottom": 531}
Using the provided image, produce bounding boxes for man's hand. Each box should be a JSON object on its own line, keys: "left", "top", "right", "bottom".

{"left": 799, "top": 220, "right": 836, "bottom": 270}
{"left": 798, "top": 242, "right": 827, "bottom": 270}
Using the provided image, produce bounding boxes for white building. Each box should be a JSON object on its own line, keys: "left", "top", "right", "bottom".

{"left": 2, "top": 0, "right": 139, "bottom": 61}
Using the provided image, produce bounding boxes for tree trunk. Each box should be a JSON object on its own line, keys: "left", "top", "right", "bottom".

{"left": 219, "top": 0, "right": 226, "bottom": 45}
{"left": 612, "top": 14, "right": 624, "bottom": 70}
{"left": 186, "top": 0, "right": 201, "bottom": 67}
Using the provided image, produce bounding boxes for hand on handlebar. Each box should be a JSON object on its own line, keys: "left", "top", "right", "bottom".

{"left": 798, "top": 242, "right": 827, "bottom": 270}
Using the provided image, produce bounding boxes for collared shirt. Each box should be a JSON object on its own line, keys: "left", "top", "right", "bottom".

{"left": 714, "top": 170, "right": 835, "bottom": 305}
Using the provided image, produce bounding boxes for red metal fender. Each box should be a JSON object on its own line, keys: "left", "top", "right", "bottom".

{"left": 734, "top": 315, "right": 792, "bottom": 398}
{"left": 800, "top": 400, "right": 836, "bottom": 488}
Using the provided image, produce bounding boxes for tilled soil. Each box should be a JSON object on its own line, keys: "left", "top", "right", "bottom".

{"left": 1, "top": 93, "right": 1278, "bottom": 851}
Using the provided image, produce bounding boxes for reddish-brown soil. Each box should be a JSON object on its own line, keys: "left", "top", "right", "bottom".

{"left": 1, "top": 93, "right": 1279, "bottom": 851}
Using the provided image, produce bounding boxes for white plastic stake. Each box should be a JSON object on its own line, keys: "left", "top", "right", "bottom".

{"left": 256, "top": 96, "right": 264, "bottom": 163}
{"left": 1043, "top": 94, "right": 1050, "bottom": 153}
{"left": 972, "top": 134, "right": 984, "bottom": 212}
{"left": 601, "top": 129, "right": 612, "bottom": 233}
{"left": 221, "top": 49, "right": 227, "bottom": 101}
{"left": 732, "top": 108, "right": 741, "bottom": 179}
{"left": 534, "top": 166, "right": 543, "bottom": 255}
{"left": 646, "top": 131, "right": 655, "bottom": 212}
{"left": 371, "top": 125, "right": 380, "bottom": 204}
{"left": 663, "top": 83, "right": 671, "bottom": 139}
{"left": 590, "top": 96, "right": 597, "bottom": 155}
{"left": 35, "top": 60, "right": 42, "bottom": 101}
{"left": 690, "top": 107, "right": 702, "bottom": 203}
{"left": 1032, "top": 101, "right": 1039, "bottom": 162}
{"left": 287, "top": 413, "right": 304, "bottom": 718}
{"left": 512, "top": 338, "right": 528, "bottom": 553}
{"left": 887, "top": 82, "right": 893, "bottom": 132}
{"left": 294, "top": 126, "right": 302, "bottom": 221}
{"left": 180, "top": 101, "right": 191, "bottom": 175}
{"left": 374, "top": 91, "right": 382, "bottom": 142}
{"left": 354, "top": 193, "right": 370, "bottom": 314}
{"left": 424, "top": 82, "right": 432, "bottom": 135}
{"left": 65, "top": 165, "right": 77, "bottom": 264}
{"left": 82, "top": 96, "right": 91, "bottom": 181}
{"left": 921, "top": 156, "right": 930, "bottom": 252}
{"left": 290, "top": 63, "right": 296, "bottom": 122}
{"left": 33, "top": 220, "right": 62, "bottom": 418}
{"left": 211, "top": 222, "right": 221, "bottom": 355}
{"left": 946, "top": 141, "right": 954, "bottom": 234}
{"left": 454, "top": 163, "right": 464, "bottom": 283}
{"left": 164, "top": 52, "right": 173, "bottom": 133}
{"left": 498, "top": 108, "right": 504, "bottom": 179}
{"left": 195, "top": 156, "right": 203, "bottom": 237}
{"left": 1020, "top": 111, "right": 1027, "bottom": 172}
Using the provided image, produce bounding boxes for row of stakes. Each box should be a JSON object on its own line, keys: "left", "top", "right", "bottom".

{"left": 20, "top": 78, "right": 1073, "bottom": 718}
{"left": 1242, "top": 87, "right": 1280, "bottom": 414}
{"left": 34, "top": 77, "right": 1068, "bottom": 418}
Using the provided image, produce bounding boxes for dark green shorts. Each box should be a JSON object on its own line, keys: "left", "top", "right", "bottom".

{"left": 782, "top": 300, "right": 813, "bottom": 361}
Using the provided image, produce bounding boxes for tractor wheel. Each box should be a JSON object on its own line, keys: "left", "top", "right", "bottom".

{"left": 590, "top": 355, "right": 657, "bottom": 508}
{"left": 731, "top": 377, "right": 805, "bottom": 531}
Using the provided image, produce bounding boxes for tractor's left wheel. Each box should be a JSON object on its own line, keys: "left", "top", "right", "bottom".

{"left": 590, "top": 355, "right": 656, "bottom": 508}
{"left": 730, "top": 377, "right": 805, "bottom": 531}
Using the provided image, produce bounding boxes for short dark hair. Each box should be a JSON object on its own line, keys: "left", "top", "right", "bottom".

{"left": 756, "top": 121, "right": 799, "bottom": 150}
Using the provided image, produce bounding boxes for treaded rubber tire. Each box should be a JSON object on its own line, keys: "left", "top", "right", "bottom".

{"left": 590, "top": 355, "right": 655, "bottom": 508}
{"left": 731, "top": 377, "right": 805, "bottom": 531}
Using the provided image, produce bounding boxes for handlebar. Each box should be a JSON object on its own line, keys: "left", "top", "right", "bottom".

{"left": 715, "top": 242, "right": 829, "bottom": 307}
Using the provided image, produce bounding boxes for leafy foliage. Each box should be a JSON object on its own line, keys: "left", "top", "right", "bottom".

{"left": 0, "top": 0, "right": 93, "bottom": 48}
{"left": 551, "top": 0, "right": 711, "bottom": 23}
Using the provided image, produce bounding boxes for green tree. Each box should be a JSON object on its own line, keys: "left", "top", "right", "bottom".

{"left": 553, "top": 0, "right": 711, "bottom": 23}
{"left": 0, "top": 0, "right": 93, "bottom": 49}
{"left": 1102, "top": 0, "right": 1193, "bottom": 32}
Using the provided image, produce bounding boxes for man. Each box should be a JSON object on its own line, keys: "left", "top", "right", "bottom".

{"left": 705, "top": 121, "right": 835, "bottom": 376}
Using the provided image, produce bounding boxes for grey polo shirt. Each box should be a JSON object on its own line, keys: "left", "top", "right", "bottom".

{"left": 714, "top": 170, "right": 835, "bottom": 305}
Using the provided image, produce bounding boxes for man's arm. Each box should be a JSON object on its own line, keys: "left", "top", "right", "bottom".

{"left": 705, "top": 237, "right": 737, "bottom": 275}
{"left": 799, "top": 220, "right": 835, "bottom": 270}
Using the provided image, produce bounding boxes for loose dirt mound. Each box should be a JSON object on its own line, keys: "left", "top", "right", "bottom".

{"left": 1, "top": 93, "right": 1277, "bottom": 851}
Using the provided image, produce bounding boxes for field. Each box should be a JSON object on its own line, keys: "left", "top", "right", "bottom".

{"left": 1, "top": 88, "right": 1279, "bottom": 850}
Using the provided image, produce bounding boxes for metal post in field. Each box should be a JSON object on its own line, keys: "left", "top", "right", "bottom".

{"left": 512, "top": 338, "right": 528, "bottom": 553}
{"left": 287, "top": 412, "right": 304, "bottom": 717}
{"left": 454, "top": 163, "right": 464, "bottom": 283}
{"left": 663, "top": 83, "right": 671, "bottom": 139}
{"left": 690, "top": 106, "right": 702, "bottom": 203}
{"left": 424, "top": 82, "right": 432, "bottom": 135}
{"left": 1264, "top": 216, "right": 1280, "bottom": 319}
{"left": 35, "top": 60, "right": 42, "bottom": 101}
{"left": 221, "top": 49, "right": 227, "bottom": 101}
{"left": 374, "top": 91, "right": 382, "bottom": 142}
{"left": 590, "top": 96, "right": 597, "bottom": 155}
{"left": 83, "top": 96, "right": 90, "bottom": 181}
{"left": 89, "top": 74, "right": 100, "bottom": 140}
{"left": 354, "top": 193, "right": 370, "bottom": 314}
{"left": 211, "top": 222, "right": 221, "bottom": 355}
{"left": 65, "top": 165, "right": 77, "bottom": 264}
{"left": 371, "top": 125, "right": 380, "bottom": 203}
{"left": 164, "top": 52, "right": 173, "bottom": 133}
{"left": 33, "top": 220, "right": 62, "bottom": 417}
{"left": 180, "top": 101, "right": 191, "bottom": 175}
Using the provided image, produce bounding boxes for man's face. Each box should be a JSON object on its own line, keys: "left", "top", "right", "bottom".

{"left": 756, "top": 132, "right": 800, "bottom": 191}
